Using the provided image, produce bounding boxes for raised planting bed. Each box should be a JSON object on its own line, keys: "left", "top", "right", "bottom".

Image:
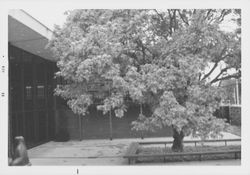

{"left": 136, "top": 145, "right": 241, "bottom": 164}
{"left": 123, "top": 139, "right": 241, "bottom": 165}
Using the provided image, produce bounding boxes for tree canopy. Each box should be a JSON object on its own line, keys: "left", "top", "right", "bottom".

{"left": 48, "top": 9, "right": 241, "bottom": 143}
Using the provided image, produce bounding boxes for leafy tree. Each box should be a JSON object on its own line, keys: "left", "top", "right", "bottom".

{"left": 48, "top": 9, "right": 241, "bottom": 152}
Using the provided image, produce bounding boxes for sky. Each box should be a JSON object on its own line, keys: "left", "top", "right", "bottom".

{"left": 24, "top": 8, "right": 68, "bottom": 30}
{"left": 24, "top": 9, "right": 238, "bottom": 32}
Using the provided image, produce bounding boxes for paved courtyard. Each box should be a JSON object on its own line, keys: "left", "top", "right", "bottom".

{"left": 28, "top": 132, "right": 241, "bottom": 166}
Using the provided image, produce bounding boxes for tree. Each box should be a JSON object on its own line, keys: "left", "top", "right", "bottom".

{"left": 48, "top": 9, "right": 241, "bottom": 152}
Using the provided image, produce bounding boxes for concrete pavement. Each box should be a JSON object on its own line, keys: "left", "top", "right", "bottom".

{"left": 28, "top": 132, "right": 241, "bottom": 166}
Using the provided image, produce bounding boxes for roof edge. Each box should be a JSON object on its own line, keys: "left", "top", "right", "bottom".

{"left": 8, "top": 9, "right": 53, "bottom": 40}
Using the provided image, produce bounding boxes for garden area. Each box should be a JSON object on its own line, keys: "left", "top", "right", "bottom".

{"left": 5, "top": 6, "right": 243, "bottom": 169}
{"left": 43, "top": 9, "right": 242, "bottom": 166}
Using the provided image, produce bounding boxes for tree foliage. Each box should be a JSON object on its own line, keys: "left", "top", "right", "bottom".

{"left": 48, "top": 9, "right": 241, "bottom": 141}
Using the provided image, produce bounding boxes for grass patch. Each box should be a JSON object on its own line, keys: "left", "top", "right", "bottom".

{"left": 136, "top": 145, "right": 241, "bottom": 163}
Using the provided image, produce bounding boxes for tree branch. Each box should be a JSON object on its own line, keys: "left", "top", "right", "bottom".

{"left": 167, "top": 10, "right": 173, "bottom": 35}
{"left": 210, "top": 67, "right": 241, "bottom": 84}
{"left": 173, "top": 9, "right": 178, "bottom": 31}
{"left": 137, "top": 39, "right": 146, "bottom": 63}
{"left": 198, "top": 73, "right": 202, "bottom": 81}
{"left": 218, "top": 9, "right": 231, "bottom": 22}
{"left": 177, "top": 10, "right": 189, "bottom": 26}
{"left": 210, "top": 67, "right": 230, "bottom": 84}
{"left": 201, "top": 62, "right": 219, "bottom": 81}
{"left": 153, "top": 9, "right": 169, "bottom": 40}
{"left": 123, "top": 50, "right": 139, "bottom": 63}
{"left": 204, "top": 9, "right": 212, "bottom": 21}
{"left": 211, "top": 73, "right": 240, "bottom": 84}
{"left": 201, "top": 46, "right": 227, "bottom": 81}
{"left": 153, "top": 9, "right": 164, "bottom": 21}
{"left": 150, "top": 21, "right": 169, "bottom": 40}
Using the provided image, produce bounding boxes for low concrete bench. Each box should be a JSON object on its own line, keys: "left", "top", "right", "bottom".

{"left": 123, "top": 142, "right": 140, "bottom": 165}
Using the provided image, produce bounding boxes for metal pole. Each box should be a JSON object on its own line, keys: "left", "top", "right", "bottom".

{"left": 109, "top": 110, "right": 113, "bottom": 140}
{"left": 109, "top": 84, "right": 113, "bottom": 140}
{"left": 32, "top": 60, "right": 38, "bottom": 143}
{"left": 79, "top": 115, "right": 82, "bottom": 141}
{"left": 20, "top": 61, "right": 25, "bottom": 140}
{"left": 235, "top": 79, "right": 239, "bottom": 105}
{"left": 44, "top": 64, "right": 49, "bottom": 141}
{"left": 140, "top": 103, "right": 142, "bottom": 114}
{"left": 140, "top": 103, "right": 144, "bottom": 139}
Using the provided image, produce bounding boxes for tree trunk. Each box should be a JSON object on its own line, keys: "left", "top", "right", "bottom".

{"left": 171, "top": 127, "right": 185, "bottom": 152}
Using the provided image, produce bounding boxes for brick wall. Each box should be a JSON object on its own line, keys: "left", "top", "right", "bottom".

{"left": 214, "top": 106, "right": 241, "bottom": 126}
{"left": 56, "top": 105, "right": 173, "bottom": 140}
{"left": 229, "top": 106, "right": 241, "bottom": 126}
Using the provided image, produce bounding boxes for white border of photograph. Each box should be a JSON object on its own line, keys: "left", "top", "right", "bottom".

{"left": 0, "top": 0, "right": 250, "bottom": 174}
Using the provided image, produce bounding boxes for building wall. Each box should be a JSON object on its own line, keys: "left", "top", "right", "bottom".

{"left": 56, "top": 103, "right": 173, "bottom": 140}
{"left": 9, "top": 45, "right": 57, "bottom": 149}
{"left": 220, "top": 79, "right": 241, "bottom": 105}
{"left": 215, "top": 105, "right": 241, "bottom": 126}
{"left": 230, "top": 106, "right": 241, "bottom": 126}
